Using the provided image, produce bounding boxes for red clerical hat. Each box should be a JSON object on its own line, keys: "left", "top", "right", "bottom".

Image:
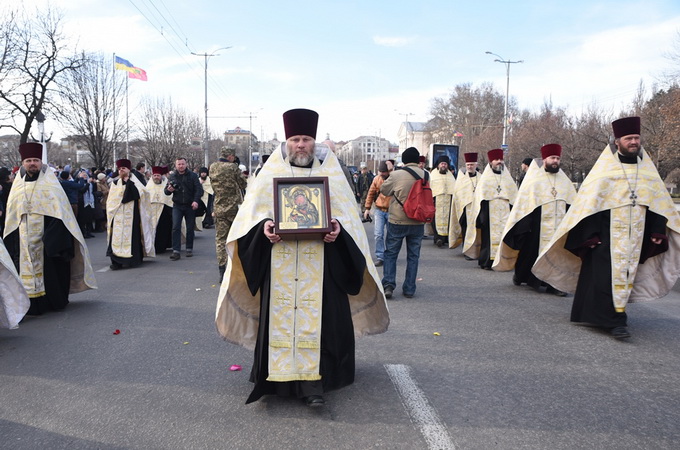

{"left": 612, "top": 116, "right": 640, "bottom": 139}
{"left": 463, "top": 152, "right": 478, "bottom": 163}
{"left": 283, "top": 108, "right": 319, "bottom": 139}
{"left": 116, "top": 159, "right": 132, "bottom": 169}
{"left": 540, "top": 143, "right": 562, "bottom": 159}
{"left": 418, "top": 155, "right": 426, "bottom": 163}
{"left": 152, "top": 166, "right": 163, "bottom": 175}
{"left": 487, "top": 148, "right": 504, "bottom": 161}
{"left": 19, "top": 142, "right": 43, "bottom": 161}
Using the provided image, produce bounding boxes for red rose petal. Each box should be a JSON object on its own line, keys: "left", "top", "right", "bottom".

{"left": 113, "top": 329, "right": 121, "bottom": 335}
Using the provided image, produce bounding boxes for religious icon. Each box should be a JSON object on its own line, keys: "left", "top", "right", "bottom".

{"left": 273, "top": 177, "right": 332, "bottom": 240}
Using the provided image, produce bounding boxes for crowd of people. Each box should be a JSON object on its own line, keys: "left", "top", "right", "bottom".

{"left": 1, "top": 110, "right": 678, "bottom": 410}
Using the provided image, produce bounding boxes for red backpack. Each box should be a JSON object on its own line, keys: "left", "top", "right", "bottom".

{"left": 394, "top": 167, "right": 435, "bottom": 223}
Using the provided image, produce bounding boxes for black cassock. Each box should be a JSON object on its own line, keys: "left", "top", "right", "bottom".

{"left": 6, "top": 177, "right": 74, "bottom": 315}
{"left": 565, "top": 209, "right": 668, "bottom": 328}
{"left": 238, "top": 220, "right": 365, "bottom": 404}
{"left": 107, "top": 179, "right": 144, "bottom": 268}
{"left": 503, "top": 206, "right": 569, "bottom": 290}
{"left": 154, "top": 205, "right": 173, "bottom": 254}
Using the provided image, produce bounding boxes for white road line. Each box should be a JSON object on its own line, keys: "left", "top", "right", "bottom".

{"left": 385, "top": 364, "right": 456, "bottom": 450}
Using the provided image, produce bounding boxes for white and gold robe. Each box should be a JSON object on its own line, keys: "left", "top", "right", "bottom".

{"left": 448, "top": 171, "right": 479, "bottom": 250}
{"left": 430, "top": 169, "right": 456, "bottom": 236}
{"left": 107, "top": 176, "right": 155, "bottom": 259}
{"left": 0, "top": 237, "right": 29, "bottom": 329}
{"left": 493, "top": 160, "right": 577, "bottom": 271}
{"left": 216, "top": 144, "right": 389, "bottom": 382}
{"left": 533, "top": 146, "right": 680, "bottom": 310}
{"left": 4, "top": 167, "right": 97, "bottom": 298}
{"left": 464, "top": 164, "right": 518, "bottom": 260}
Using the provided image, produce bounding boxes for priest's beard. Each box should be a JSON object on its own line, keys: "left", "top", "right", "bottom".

{"left": 439, "top": 167, "right": 448, "bottom": 174}
{"left": 545, "top": 163, "right": 559, "bottom": 173}
{"left": 290, "top": 152, "right": 313, "bottom": 167}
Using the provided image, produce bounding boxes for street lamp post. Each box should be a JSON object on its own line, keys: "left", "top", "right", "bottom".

{"left": 192, "top": 47, "right": 231, "bottom": 167}
{"left": 485, "top": 51, "right": 523, "bottom": 151}
{"left": 35, "top": 109, "right": 48, "bottom": 164}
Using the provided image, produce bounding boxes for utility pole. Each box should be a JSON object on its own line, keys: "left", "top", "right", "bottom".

{"left": 192, "top": 47, "right": 231, "bottom": 167}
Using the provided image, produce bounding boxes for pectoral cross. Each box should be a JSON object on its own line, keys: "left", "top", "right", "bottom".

{"left": 630, "top": 191, "right": 637, "bottom": 206}
{"left": 551, "top": 187, "right": 557, "bottom": 198}
{"left": 496, "top": 185, "right": 502, "bottom": 194}
{"left": 26, "top": 202, "right": 32, "bottom": 214}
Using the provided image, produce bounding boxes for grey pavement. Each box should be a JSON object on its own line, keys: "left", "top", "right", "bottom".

{"left": 1, "top": 219, "right": 680, "bottom": 449}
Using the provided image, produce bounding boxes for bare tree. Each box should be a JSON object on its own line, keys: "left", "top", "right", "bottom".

{"left": 136, "top": 96, "right": 204, "bottom": 168}
{"left": 56, "top": 52, "right": 126, "bottom": 168}
{"left": 640, "top": 85, "right": 680, "bottom": 178}
{"left": 426, "top": 82, "right": 511, "bottom": 164}
{"left": 0, "top": 6, "right": 85, "bottom": 143}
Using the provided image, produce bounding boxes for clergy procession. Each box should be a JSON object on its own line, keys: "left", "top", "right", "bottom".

{"left": 2, "top": 111, "right": 680, "bottom": 448}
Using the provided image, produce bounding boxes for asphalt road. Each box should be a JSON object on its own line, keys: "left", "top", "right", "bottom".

{"left": 2, "top": 220, "right": 680, "bottom": 449}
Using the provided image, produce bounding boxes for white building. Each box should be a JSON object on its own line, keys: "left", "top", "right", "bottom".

{"left": 397, "top": 121, "right": 431, "bottom": 162}
{"left": 338, "top": 135, "right": 391, "bottom": 169}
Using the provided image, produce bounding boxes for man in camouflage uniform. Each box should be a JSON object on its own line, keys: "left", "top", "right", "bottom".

{"left": 210, "top": 147, "right": 247, "bottom": 281}
{"left": 356, "top": 164, "right": 374, "bottom": 212}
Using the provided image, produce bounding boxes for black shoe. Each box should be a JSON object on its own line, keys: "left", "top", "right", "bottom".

{"left": 435, "top": 239, "right": 444, "bottom": 248}
{"left": 384, "top": 286, "right": 394, "bottom": 299}
{"left": 170, "top": 252, "right": 180, "bottom": 261}
{"left": 186, "top": 250, "right": 193, "bottom": 258}
{"left": 512, "top": 276, "right": 522, "bottom": 286}
{"left": 374, "top": 260, "right": 383, "bottom": 267}
{"left": 464, "top": 255, "right": 474, "bottom": 261}
{"left": 546, "top": 286, "right": 567, "bottom": 297}
{"left": 610, "top": 326, "right": 631, "bottom": 339}
{"left": 305, "top": 395, "right": 325, "bottom": 407}
{"left": 109, "top": 263, "right": 122, "bottom": 271}
{"left": 403, "top": 292, "right": 414, "bottom": 298}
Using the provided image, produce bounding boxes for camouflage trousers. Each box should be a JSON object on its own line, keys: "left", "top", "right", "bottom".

{"left": 215, "top": 206, "right": 239, "bottom": 266}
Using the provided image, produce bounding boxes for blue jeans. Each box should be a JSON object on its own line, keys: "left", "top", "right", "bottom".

{"left": 374, "top": 209, "right": 389, "bottom": 261}
{"left": 382, "top": 222, "right": 424, "bottom": 295}
{"left": 172, "top": 204, "right": 196, "bottom": 252}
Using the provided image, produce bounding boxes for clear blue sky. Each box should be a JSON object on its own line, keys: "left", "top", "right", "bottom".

{"left": 21, "top": 0, "right": 680, "bottom": 144}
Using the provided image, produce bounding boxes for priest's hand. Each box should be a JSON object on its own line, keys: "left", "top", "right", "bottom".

{"left": 651, "top": 237, "right": 663, "bottom": 245}
{"left": 324, "top": 219, "right": 341, "bottom": 243}
{"left": 264, "top": 220, "right": 282, "bottom": 244}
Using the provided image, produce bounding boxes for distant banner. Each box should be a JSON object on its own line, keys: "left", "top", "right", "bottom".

{"left": 115, "top": 55, "right": 147, "bottom": 81}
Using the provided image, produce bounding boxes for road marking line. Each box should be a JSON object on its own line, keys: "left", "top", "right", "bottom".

{"left": 385, "top": 364, "right": 456, "bottom": 450}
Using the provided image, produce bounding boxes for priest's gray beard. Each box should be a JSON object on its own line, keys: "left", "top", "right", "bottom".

{"left": 290, "top": 152, "right": 313, "bottom": 167}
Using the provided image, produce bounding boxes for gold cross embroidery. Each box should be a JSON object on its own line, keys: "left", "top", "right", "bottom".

{"left": 277, "top": 247, "right": 293, "bottom": 258}
{"left": 303, "top": 248, "right": 318, "bottom": 260}
{"left": 275, "top": 293, "right": 291, "bottom": 306}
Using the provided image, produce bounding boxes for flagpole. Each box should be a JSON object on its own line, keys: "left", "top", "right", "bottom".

{"left": 126, "top": 75, "right": 129, "bottom": 160}
{"left": 112, "top": 53, "right": 117, "bottom": 165}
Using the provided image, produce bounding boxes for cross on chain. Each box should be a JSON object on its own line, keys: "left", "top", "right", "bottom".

{"left": 496, "top": 185, "right": 502, "bottom": 194}
{"left": 630, "top": 191, "right": 638, "bottom": 206}
{"left": 551, "top": 187, "right": 557, "bottom": 198}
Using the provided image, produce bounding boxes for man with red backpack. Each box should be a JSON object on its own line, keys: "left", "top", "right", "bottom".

{"left": 379, "top": 147, "right": 432, "bottom": 299}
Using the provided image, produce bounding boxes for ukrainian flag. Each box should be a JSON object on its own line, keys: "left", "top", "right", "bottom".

{"left": 114, "top": 56, "right": 135, "bottom": 72}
